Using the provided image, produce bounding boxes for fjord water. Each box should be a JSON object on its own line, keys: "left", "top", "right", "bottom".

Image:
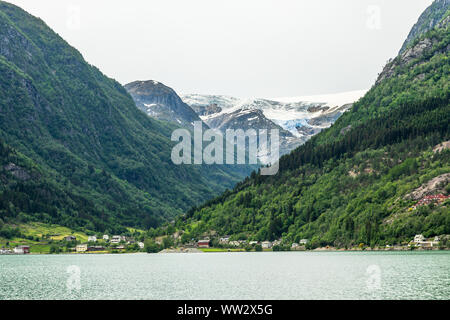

{"left": 1, "top": 251, "right": 448, "bottom": 300}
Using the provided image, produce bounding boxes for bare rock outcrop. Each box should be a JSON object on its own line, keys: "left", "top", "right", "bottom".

{"left": 433, "top": 140, "right": 450, "bottom": 153}
{"left": 3, "top": 163, "right": 31, "bottom": 181}
{"left": 405, "top": 173, "right": 450, "bottom": 200}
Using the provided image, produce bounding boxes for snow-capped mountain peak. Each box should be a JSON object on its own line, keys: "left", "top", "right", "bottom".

{"left": 181, "top": 90, "right": 367, "bottom": 156}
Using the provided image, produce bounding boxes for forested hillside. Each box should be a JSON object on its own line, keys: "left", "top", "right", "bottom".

{"left": 0, "top": 1, "right": 250, "bottom": 233}
{"left": 172, "top": 10, "right": 450, "bottom": 247}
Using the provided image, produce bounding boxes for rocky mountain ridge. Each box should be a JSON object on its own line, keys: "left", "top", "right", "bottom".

{"left": 125, "top": 80, "right": 202, "bottom": 129}
{"left": 182, "top": 94, "right": 362, "bottom": 157}
{"left": 399, "top": 0, "right": 449, "bottom": 54}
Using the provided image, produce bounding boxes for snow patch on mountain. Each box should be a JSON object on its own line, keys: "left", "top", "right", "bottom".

{"left": 272, "top": 89, "right": 368, "bottom": 108}
{"left": 181, "top": 90, "right": 367, "bottom": 156}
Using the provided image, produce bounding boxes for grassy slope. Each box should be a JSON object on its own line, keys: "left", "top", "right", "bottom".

{"left": 0, "top": 222, "right": 88, "bottom": 253}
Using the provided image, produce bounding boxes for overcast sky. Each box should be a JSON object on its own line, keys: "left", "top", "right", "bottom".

{"left": 7, "top": 0, "right": 432, "bottom": 97}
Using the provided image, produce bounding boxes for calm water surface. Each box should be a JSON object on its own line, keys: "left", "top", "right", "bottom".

{"left": 0, "top": 251, "right": 449, "bottom": 300}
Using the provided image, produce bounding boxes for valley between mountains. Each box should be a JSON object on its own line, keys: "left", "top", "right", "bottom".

{"left": 0, "top": 0, "right": 449, "bottom": 253}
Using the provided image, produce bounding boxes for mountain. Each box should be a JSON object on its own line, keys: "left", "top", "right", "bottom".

{"left": 181, "top": 91, "right": 365, "bottom": 157}
{"left": 0, "top": 1, "right": 249, "bottom": 233}
{"left": 198, "top": 107, "right": 300, "bottom": 156}
{"left": 172, "top": 4, "right": 450, "bottom": 247}
{"left": 400, "top": 0, "right": 449, "bottom": 54}
{"left": 125, "top": 80, "right": 203, "bottom": 128}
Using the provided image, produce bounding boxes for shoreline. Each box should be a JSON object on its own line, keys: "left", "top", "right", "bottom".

{"left": 157, "top": 246, "right": 450, "bottom": 254}
{"left": 2, "top": 245, "right": 448, "bottom": 256}
{"left": 2, "top": 249, "right": 449, "bottom": 256}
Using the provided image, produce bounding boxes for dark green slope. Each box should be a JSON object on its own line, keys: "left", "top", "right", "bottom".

{"left": 0, "top": 2, "right": 248, "bottom": 232}
{"left": 174, "top": 10, "right": 450, "bottom": 247}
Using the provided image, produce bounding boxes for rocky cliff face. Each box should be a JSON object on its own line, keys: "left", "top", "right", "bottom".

{"left": 399, "top": 0, "right": 449, "bottom": 54}
{"left": 377, "top": 10, "right": 449, "bottom": 85}
{"left": 190, "top": 103, "right": 222, "bottom": 116}
{"left": 203, "top": 108, "right": 301, "bottom": 157}
{"left": 125, "top": 80, "right": 202, "bottom": 128}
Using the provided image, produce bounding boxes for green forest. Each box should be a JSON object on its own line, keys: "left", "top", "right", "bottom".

{"left": 0, "top": 1, "right": 251, "bottom": 235}
{"left": 170, "top": 13, "right": 450, "bottom": 248}
{"left": 0, "top": 1, "right": 448, "bottom": 248}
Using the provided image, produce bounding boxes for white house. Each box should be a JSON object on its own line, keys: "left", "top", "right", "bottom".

{"left": 299, "top": 239, "right": 309, "bottom": 245}
{"left": 76, "top": 244, "right": 88, "bottom": 252}
{"left": 138, "top": 242, "right": 145, "bottom": 249}
{"left": 249, "top": 241, "right": 259, "bottom": 246}
{"left": 229, "top": 241, "right": 240, "bottom": 247}
{"left": 13, "top": 245, "right": 30, "bottom": 254}
{"left": 103, "top": 235, "right": 109, "bottom": 241}
{"left": 219, "top": 236, "right": 230, "bottom": 244}
{"left": 88, "top": 236, "right": 97, "bottom": 242}
{"left": 291, "top": 243, "right": 299, "bottom": 249}
{"left": 13, "top": 247, "right": 24, "bottom": 254}
{"left": 261, "top": 241, "right": 272, "bottom": 249}
{"left": 412, "top": 234, "right": 441, "bottom": 247}
{"left": 272, "top": 239, "right": 282, "bottom": 247}
{"left": 111, "top": 236, "right": 122, "bottom": 244}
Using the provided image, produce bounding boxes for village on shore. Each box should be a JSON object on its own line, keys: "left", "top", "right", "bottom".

{"left": 1, "top": 232, "right": 448, "bottom": 255}
{"left": 157, "top": 233, "right": 448, "bottom": 253}
{"left": 1, "top": 188, "right": 448, "bottom": 255}
{"left": 0, "top": 234, "right": 145, "bottom": 255}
